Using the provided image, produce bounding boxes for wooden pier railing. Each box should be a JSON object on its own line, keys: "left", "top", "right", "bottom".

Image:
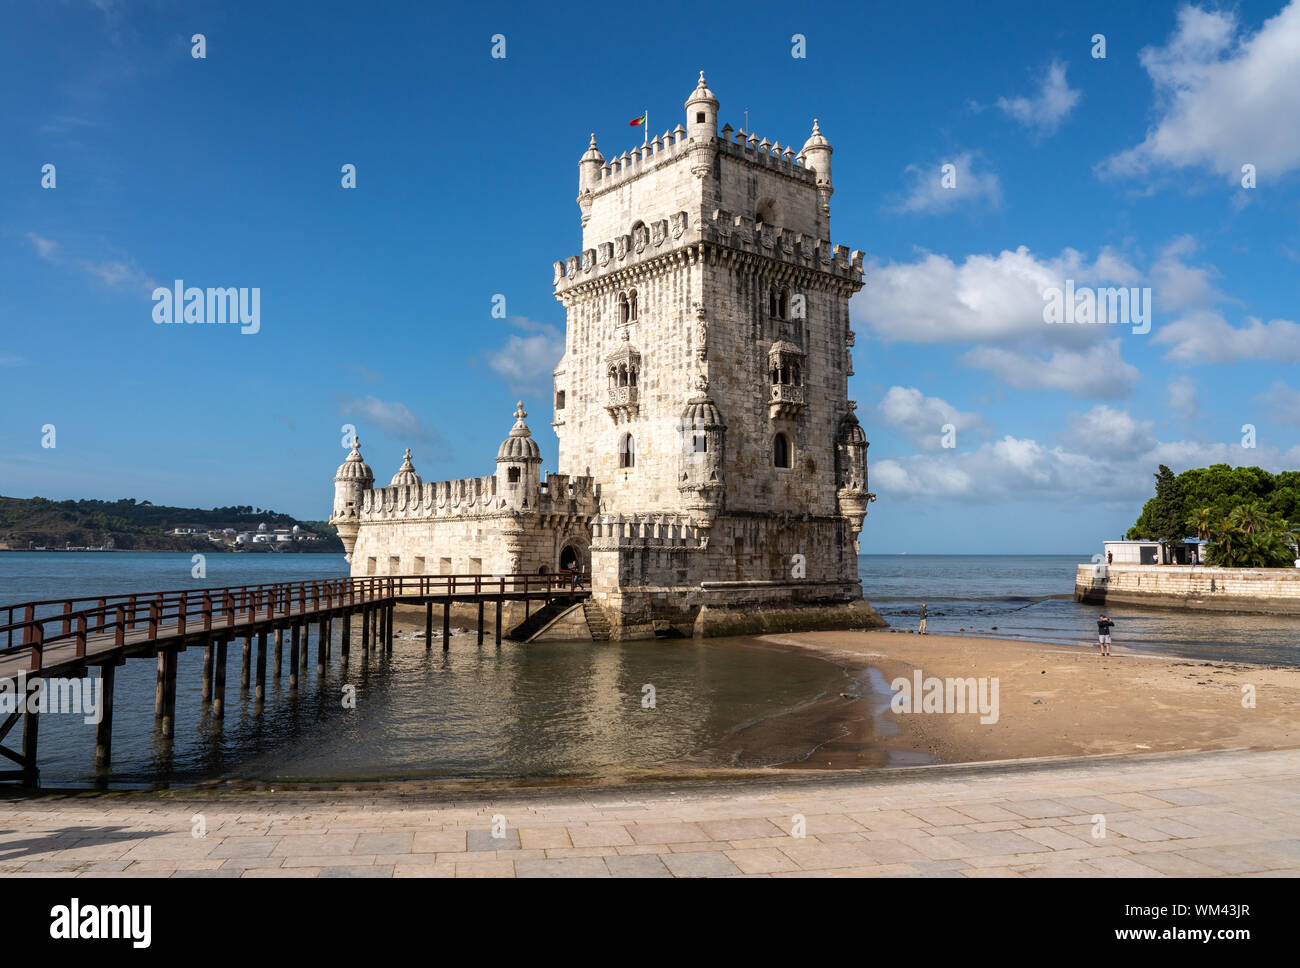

{"left": 0, "top": 573, "right": 586, "bottom": 786}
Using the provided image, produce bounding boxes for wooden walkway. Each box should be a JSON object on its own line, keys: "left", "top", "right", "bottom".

{"left": 0, "top": 574, "right": 588, "bottom": 786}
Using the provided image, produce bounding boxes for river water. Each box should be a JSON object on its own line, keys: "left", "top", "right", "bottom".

{"left": 1, "top": 551, "right": 1295, "bottom": 786}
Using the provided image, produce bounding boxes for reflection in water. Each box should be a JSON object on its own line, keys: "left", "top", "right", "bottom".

{"left": 25, "top": 632, "right": 863, "bottom": 788}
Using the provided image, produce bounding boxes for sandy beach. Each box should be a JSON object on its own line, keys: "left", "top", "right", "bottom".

{"left": 764, "top": 629, "right": 1300, "bottom": 768}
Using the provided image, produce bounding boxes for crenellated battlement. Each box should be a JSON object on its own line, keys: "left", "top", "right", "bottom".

{"left": 716, "top": 125, "right": 818, "bottom": 182}
{"left": 553, "top": 208, "right": 863, "bottom": 295}
{"left": 590, "top": 513, "right": 706, "bottom": 550}
{"left": 357, "top": 471, "right": 597, "bottom": 522}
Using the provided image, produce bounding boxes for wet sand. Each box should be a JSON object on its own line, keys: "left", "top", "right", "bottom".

{"left": 763, "top": 629, "right": 1300, "bottom": 767}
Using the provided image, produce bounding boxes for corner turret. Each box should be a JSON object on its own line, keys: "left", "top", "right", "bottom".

{"left": 577, "top": 133, "right": 604, "bottom": 227}
{"left": 330, "top": 436, "right": 374, "bottom": 561}
{"left": 495, "top": 401, "right": 543, "bottom": 511}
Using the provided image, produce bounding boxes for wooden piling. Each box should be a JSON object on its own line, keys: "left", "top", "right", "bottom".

{"left": 161, "top": 650, "right": 178, "bottom": 739}
{"left": 241, "top": 635, "right": 252, "bottom": 690}
{"left": 94, "top": 663, "right": 116, "bottom": 769}
{"left": 213, "top": 639, "right": 228, "bottom": 719}
{"left": 256, "top": 631, "right": 267, "bottom": 701}
{"left": 341, "top": 613, "right": 351, "bottom": 657}
{"left": 477, "top": 600, "right": 484, "bottom": 646}
{"left": 289, "top": 625, "right": 300, "bottom": 690}
{"left": 317, "top": 619, "right": 326, "bottom": 675}
{"left": 425, "top": 602, "right": 432, "bottom": 650}
{"left": 201, "top": 642, "right": 213, "bottom": 703}
{"left": 21, "top": 680, "right": 40, "bottom": 786}
{"left": 274, "top": 628, "right": 283, "bottom": 678}
{"left": 361, "top": 607, "right": 370, "bottom": 652}
{"left": 154, "top": 653, "right": 166, "bottom": 720}
{"left": 495, "top": 598, "right": 502, "bottom": 645}
{"left": 442, "top": 600, "right": 450, "bottom": 647}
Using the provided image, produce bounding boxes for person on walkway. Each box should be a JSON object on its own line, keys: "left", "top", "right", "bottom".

{"left": 919, "top": 602, "right": 928, "bottom": 635}
{"left": 1097, "top": 614, "right": 1115, "bottom": 656}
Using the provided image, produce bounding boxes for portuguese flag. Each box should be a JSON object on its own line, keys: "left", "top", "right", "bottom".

{"left": 630, "top": 111, "right": 647, "bottom": 127}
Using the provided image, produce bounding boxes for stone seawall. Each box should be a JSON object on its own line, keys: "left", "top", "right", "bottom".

{"left": 1075, "top": 563, "right": 1300, "bottom": 616}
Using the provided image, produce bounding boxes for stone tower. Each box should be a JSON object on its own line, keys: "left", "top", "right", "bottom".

{"left": 330, "top": 436, "right": 374, "bottom": 561}
{"left": 552, "top": 72, "right": 881, "bottom": 637}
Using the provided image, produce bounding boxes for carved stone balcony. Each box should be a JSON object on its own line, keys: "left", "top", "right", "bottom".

{"left": 606, "top": 384, "right": 639, "bottom": 421}
{"left": 769, "top": 383, "right": 804, "bottom": 418}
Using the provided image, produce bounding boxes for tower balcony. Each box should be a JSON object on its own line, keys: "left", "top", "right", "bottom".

{"left": 606, "top": 384, "right": 639, "bottom": 420}
{"left": 769, "top": 383, "right": 804, "bottom": 418}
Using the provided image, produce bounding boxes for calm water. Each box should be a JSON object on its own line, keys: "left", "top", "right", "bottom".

{"left": 862, "top": 554, "right": 1300, "bottom": 665}
{"left": 1, "top": 551, "right": 1296, "bottom": 786}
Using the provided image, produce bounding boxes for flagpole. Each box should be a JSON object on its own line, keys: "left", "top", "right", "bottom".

{"left": 644, "top": 109, "right": 648, "bottom": 147}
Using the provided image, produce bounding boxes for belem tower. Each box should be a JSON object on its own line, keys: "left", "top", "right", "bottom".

{"left": 330, "top": 73, "right": 885, "bottom": 639}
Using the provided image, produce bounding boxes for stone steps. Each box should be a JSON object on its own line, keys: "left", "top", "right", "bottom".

{"left": 583, "top": 600, "right": 612, "bottom": 641}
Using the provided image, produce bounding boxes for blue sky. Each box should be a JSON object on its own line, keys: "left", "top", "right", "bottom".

{"left": 2, "top": 0, "right": 1298, "bottom": 553}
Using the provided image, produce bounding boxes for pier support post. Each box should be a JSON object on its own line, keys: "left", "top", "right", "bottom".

{"left": 289, "top": 625, "right": 300, "bottom": 690}
{"left": 386, "top": 605, "right": 394, "bottom": 652}
{"left": 21, "top": 680, "right": 40, "bottom": 787}
{"left": 241, "top": 635, "right": 251, "bottom": 690}
{"left": 376, "top": 607, "right": 384, "bottom": 652}
{"left": 256, "top": 631, "right": 267, "bottom": 701}
{"left": 201, "top": 642, "right": 213, "bottom": 703}
{"left": 495, "top": 598, "right": 502, "bottom": 646}
{"left": 425, "top": 602, "right": 432, "bottom": 651}
{"left": 154, "top": 653, "right": 166, "bottom": 720}
{"left": 274, "top": 628, "right": 283, "bottom": 678}
{"left": 442, "top": 600, "right": 450, "bottom": 648}
{"left": 317, "top": 619, "right": 327, "bottom": 676}
{"left": 342, "top": 613, "right": 351, "bottom": 658}
{"left": 213, "top": 639, "right": 228, "bottom": 719}
{"left": 161, "top": 650, "right": 178, "bottom": 739}
{"left": 361, "top": 607, "right": 370, "bottom": 652}
{"left": 477, "top": 600, "right": 484, "bottom": 646}
{"left": 94, "top": 663, "right": 115, "bottom": 769}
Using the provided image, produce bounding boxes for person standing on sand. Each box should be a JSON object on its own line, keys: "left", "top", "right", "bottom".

{"left": 919, "top": 602, "right": 928, "bottom": 635}
{"left": 1097, "top": 614, "right": 1114, "bottom": 656}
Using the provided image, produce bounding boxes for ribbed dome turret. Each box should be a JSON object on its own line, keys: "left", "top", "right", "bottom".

{"left": 685, "top": 71, "right": 718, "bottom": 110}
{"left": 389, "top": 448, "right": 422, "bottom": 488}
{"left": 334, "top": 437, "right": 374, "bottom": 485}
{"left": 496, "top": 401, "right": 542, "bottom": 462}
{"left": 681, "top": 378, "right": 725, "bottom": 428}
{"left": 579, "top": 133, "right": 605, "bottom": 166}
{"left": 801, "top": 118, "right": 830, "bottom": 153}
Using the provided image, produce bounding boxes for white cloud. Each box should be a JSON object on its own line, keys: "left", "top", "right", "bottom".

{"left": 1099, "top": 2, "right": 1300, "bottom": 181}
{"left": 1064, "top": 405, "right": 1156, "bottom": 457}
{"left": 486, "top": 316, "right": 565, "bottom": 389}
{"left": 996, "top": 60, "right": 1081, "bottom": 136}
{"left": 892, "top": 152, "right": 1001, "bottom": 214}
{"left": 1168, "top": 374, "right": 1201, "bottom": 419}
{"left": 1254, "top": 381, "right": 1300, "bottom": 426}
{"left": 1152, "top": 309, "right": 1300, "bottom": 362}
{"left": 873, "top": 418, "right": 1300, "bottom": 503}
{"left": 335, "top": 394, "right": 441, "bottom": 446}
{"left": 855, "top": 245, "right": 1140, "bottom": 345}
{"left": 877, "top": 386, "right": 988, "bottom": 450}
{"left": 26, "top": 233, "right": 58, "bottom": 260}
{"left": 1150, "top": 235, "right": 1220, "bottom": 311}
{"left": 961, "top": 340, "right": 1140, "bottom": 399}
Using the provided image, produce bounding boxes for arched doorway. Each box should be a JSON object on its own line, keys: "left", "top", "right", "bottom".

{"left": 559, "top": 545, "right": 581, "bottom": 572}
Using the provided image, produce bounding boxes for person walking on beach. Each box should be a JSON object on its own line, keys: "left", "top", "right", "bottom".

{"left": 919, "top": 602, "right": 928, "bottom": 635}
{"left": 1097, "top": 614, "right": 1114, "bottom": 656}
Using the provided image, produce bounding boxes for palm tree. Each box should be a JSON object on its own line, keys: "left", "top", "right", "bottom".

{"left": 1186, "top": 507, "right": 1213, "bottom": 543}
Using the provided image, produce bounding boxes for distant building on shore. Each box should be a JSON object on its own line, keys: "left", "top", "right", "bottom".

{"left": 330, "top": 73, "right": 885, "bottom": 639}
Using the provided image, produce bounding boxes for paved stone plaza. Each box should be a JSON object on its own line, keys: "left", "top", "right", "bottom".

{"left": 2, "top": 748, "right": 1297, "bottom": 877}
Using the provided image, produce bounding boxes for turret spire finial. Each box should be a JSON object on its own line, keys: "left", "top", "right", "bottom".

{"left": 515, "top": 401, "right": 527, "bottom": 420}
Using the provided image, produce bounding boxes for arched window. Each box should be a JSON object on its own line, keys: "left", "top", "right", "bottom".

{"left": 628, "top": 289, "right": 638, "bottom": 321}
{"left": 555, "top": 390, "right": 566, "bottom": 410}
{"left": 507, "top": 467, "right": 521, "bottom": 483}
{"left": 619, "top": 433, "right": 636, "bottom": 468}
{"left": 694, "top": 429, "right": 708, "bottom": 452}
{"left": 619, "top": 292, "right": 630, "bottom": 325}
{"left": 769, "top": 286, "right": 779, "bottom": 318}
{"left": 773, "top": 433, "right": 792, "bottom": 469}
{"left": 778, "top": 287, "right": 789, "bottom": 320}
{"left": 791, "top": 363, "right": 801, "bottom": 386}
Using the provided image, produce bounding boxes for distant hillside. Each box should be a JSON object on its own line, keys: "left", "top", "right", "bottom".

{"left": 0, "top": 496, "right": 343, "bottom": 553}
